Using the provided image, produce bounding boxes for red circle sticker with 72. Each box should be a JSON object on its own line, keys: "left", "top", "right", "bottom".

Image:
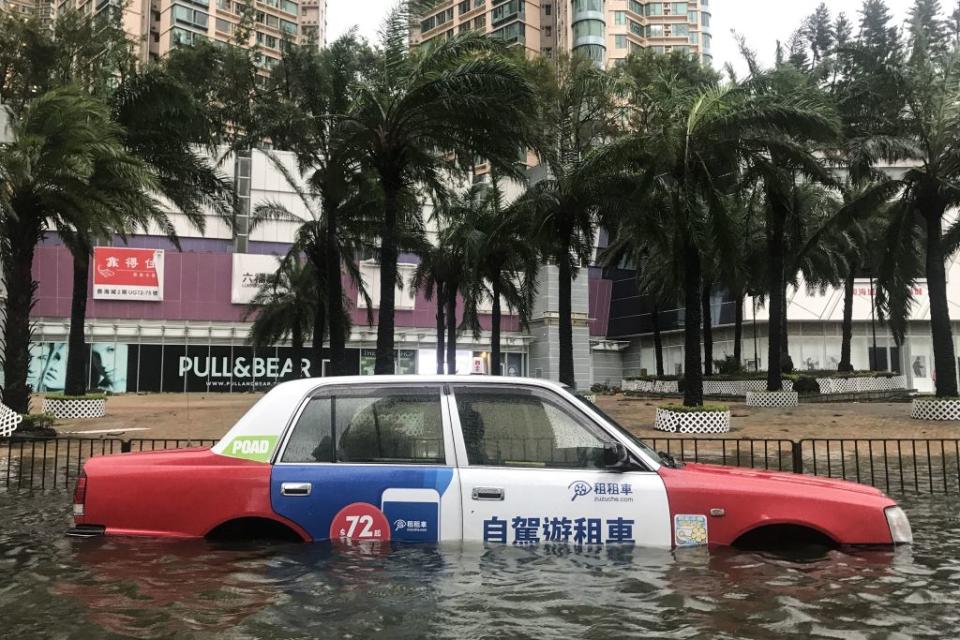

{"left": 330, "top": 503, "right": 391, "bottom": 542}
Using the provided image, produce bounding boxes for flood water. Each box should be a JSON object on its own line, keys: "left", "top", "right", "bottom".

{"left": 1, "top": 492, "right": 959, "bottom": 639}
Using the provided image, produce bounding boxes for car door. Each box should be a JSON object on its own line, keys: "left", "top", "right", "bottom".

{"left": 271, "top": 384, "right": 462, "bottom": 543}
{"left": 450, "top": 384, "right": 671, "bottom": 548}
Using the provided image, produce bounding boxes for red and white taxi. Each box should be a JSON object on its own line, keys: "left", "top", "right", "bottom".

{"left": 70, "top": 376, "right": 912, "bottom": 548}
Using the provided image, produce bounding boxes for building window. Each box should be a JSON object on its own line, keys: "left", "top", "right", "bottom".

{"left": 544, "top": 4, "right": 551, "bottom": 15}
{"left": 647, "top": 24, "right": 664, "bottom": 38}
{"left": 701, "top": 12, "right": 711, "bottom": 27}
{"left": 628, "top": 0, "right": 642, "bottom": 14}
{"left": 615, "top": 34, "right": 626, "bottom": 49}
{"left": 630, "top": 20, "right": 643, "bottom": 36}
{"left": 215, "top": 17, "right": 232, "bottom": 33}
{"left": 671, "top": 3, "right": 687, "bottom": 14}
{"left": 490, "top": 21, "right": 525, "bottom": 45}
{"left": 474, "top": 15, "right": 486, "bottom": 29}
{"left": 544, "top": 25, "right": 551, "bottom": 37}
{"left": 646, "top": 3, "right": 663, "bottom": 16}
{"left": 673, "top": 23, "right": 689, "bottom": 36}
{"left": 614, "top": 10, "right": 625, "bottom": 24}
{"left": 458, "top": 0, "right": 470, "bottom": 14}
{"left": 687, "top": 10, "right": 697, "bottom": 24}
{"left": 703, "top": 32, "right": 711, "bottom": 50}
{"left": 572, "top": 19, "right": 604, "bottom": 39}
{"left": 280, "top": 0, "right": 297, "bottom": 15}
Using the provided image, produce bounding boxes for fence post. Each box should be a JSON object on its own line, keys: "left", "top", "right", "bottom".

{"left": 120, "top": 439, "right": 131, "bottom": 453}
{"left": 791, "top": 441, "right": 803, "bottom": 474}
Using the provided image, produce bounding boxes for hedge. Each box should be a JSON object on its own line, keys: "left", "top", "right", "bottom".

{"left": 43, "top": 392, "right": 108, "bottom": 401}
{"left": 658, "top": 403, "right": 729, "bottom": 413}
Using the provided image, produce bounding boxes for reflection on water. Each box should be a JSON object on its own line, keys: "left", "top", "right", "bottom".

{"left": 1, "top": 492, "right": 958, "bottom": 639}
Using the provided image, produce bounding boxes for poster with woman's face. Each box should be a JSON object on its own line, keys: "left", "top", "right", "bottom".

{"left": 27, "top": 343, "right": 127, "bottom": 393}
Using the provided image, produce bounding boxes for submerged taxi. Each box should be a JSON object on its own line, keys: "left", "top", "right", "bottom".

{"left": 69, "top": 376, "right": 912, "bottom": 548}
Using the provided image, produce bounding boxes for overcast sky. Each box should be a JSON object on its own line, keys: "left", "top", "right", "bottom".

{"left": 327, "top": 0, "right": 918, "bottom": 74}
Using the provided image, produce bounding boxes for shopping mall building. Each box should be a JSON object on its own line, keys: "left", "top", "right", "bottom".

{"left": 25, "top": 151, "right": 960, "bottom": 395}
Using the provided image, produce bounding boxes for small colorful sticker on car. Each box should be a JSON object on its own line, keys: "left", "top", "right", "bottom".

{"left": 674, "top": 514, "right": 708, "bottom": 547}
{"left": 221, "top": 435, "right": 278, "bottom": 463}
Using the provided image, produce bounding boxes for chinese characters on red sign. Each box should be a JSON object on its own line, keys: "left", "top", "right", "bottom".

{"left": 92, "top": 247, "right": 164, "bottom": 301}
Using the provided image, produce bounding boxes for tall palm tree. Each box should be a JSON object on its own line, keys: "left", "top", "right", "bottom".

{"left": 341, "top": 5, "right": 535, "bottom": 375}
{"left": 606, "top": 66, "right": 838, "bottom": 405}
{"left": 0, "top": 88, "right": 156, "bottom": 412}
{"left": 60, "top": 65, "right": 231, "bottom": 397}
{"left": 516, "top": 54, "right": 622, "bottom": 388}
{"left": 445, "top": 181, "right": 539, "bottom": 376}
{"left": 253, "top": 35, "right": 375, "bottom": 375}
{"left": 874, "top": 37, "right": 960, "bottom": 397}
{"left": 245, "top": 254, "right": 317, "bottom": 379}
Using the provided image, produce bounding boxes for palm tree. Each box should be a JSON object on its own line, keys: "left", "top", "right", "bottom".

{"left": 0, "top": 88, "right": 155, "bottom": 412}
{"left": 873, "top": 28, "right": 960, "bottom": 397}
{"left": 413, "top": 240, "right": 467, "bottom": 374}
{"left": 606, "top": 64, "right": 838, "bottom": 405}
{"left": 253, "top": 34, "right": 375, "bottom": 375}
{"left": 341, "top": 6, "right": 535, "bottom": 375}
{"left": 245, "top": 254, "right": 317, "bottom": 379}
{"left": 60, "top": 65, "right": 231, "bottom": 397}
{"left": 516, "top": 54, "right": 622, "bottom": 388}
{"left": 444, "top": 181, "right": 539, "bottom": 376}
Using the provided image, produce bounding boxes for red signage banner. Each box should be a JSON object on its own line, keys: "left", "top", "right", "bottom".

{"left": 92, "top": 247, "right": 164, "bottom": 301}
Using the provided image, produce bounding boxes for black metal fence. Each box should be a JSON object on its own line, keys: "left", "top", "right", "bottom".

{"left": 0, "top": 438, "right": 218, "bottom": 491}
{"left": 2, "top": 436, "right": 960, "bottom": 496}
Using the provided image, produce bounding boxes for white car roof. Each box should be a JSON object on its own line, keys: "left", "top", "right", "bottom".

{"left": 213, "top": 376, "right": 573, "bottom": 455}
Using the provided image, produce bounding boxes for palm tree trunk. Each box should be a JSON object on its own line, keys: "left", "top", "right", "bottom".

{"left": 446, "top": 284, "right": 458, "bottom": 375}
{"left": 781, "top": 287, "right": 790, "bottom": 370}
{"left": 558, "top": 258, "right": 575, "bottom": 388}
{"left": 374, "top": 185, "right": 400, "bottom": 375}
{"left": 924, "top": 206, "right": 958, "bottom": 397}
{"left": 312, "top": 303, "right": 326, "bottom": 375}
{"left": 682, "top": 242, "right": 703, "bottom": 406}
{"left": 766, "top": 205, "right": 786, "bottom": 391}
{"left": 702, "top": 285, "right": 713, "bottom": 376}
{"left": 651, "top": 303, "right": 664, "bottom": 377}
{"left": 1, "top": 222, "right": 38, "bottom": 414}
{"left": 64, "top": 251, "right": 90, "bottom": 396}
{"left": 325, "top": 204, "right": 347, "bottom": 376}
{"left": 491, "top": 279, "right": 502, "bottom": 375}
{"left": 291, "top": 324, "right": 305, "bottom": 379}
{"left": 733, "top": 291, "right": 744, "bottom": 368}
{"left": 838, "top": 261, "right": 856, "bottom": 372}
{"left": 435, "top": 280, "right": 446, "bottom": 375}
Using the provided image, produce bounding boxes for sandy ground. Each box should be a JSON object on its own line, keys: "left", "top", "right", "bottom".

{"left": 37, "top": 391, "right": 960, "bottom": 441}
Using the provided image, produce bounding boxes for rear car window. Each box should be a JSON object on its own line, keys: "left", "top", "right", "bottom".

{"left": 281, "top": 388, "right": 445, "bottom": 464}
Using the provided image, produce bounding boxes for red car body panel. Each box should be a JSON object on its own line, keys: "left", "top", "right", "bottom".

{"left": 658, "top": 463, "right": 896, "bottom": 546}
{"left": 78, "top": 448, "right": 310, "bottom": 541}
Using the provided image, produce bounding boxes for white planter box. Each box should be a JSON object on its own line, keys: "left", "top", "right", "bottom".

{"left": 654, "top": 407, "right": 730, "bottom": 434}
{"left": 0, "top": 403, "right": 22, "bottom": 437}
{"left": 621, "top": 379, "right": 679, "bottom": 394}
{"left": 745, "top": 391, "right": 799, "bottom": 408}
{"left": 911, "top": 398, "right": 960, "bottom": 421}
{"left": 816, "top": 375, "right": 907, "bottom": 394}
{"left": 42, "top": 397, "right": 106, "bottom": 420}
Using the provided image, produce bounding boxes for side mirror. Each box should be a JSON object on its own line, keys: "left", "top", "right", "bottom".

{"left": 602, "top": 443, "right": 632, "bottom": 471}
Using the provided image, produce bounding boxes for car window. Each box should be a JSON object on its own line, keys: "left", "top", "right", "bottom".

{"left": 453, "top": 386, "right": 611, "bottom": 469}
{"left": 281, "top": 388, "right": 445, "bottom": 464}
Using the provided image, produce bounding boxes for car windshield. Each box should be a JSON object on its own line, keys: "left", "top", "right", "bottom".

{"left": 574, "top": 394, "right": 666, "bottom": 466}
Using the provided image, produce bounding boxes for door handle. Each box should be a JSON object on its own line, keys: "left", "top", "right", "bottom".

{"left": 472, "top": 487, "right": 505, "bottom": 501}
{"left": 281, "top": 482, "right": 312, "bottom": 497}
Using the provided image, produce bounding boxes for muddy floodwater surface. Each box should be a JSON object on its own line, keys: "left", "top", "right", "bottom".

{"left": 1, "top": 492, "right": 958, "bottom": 639}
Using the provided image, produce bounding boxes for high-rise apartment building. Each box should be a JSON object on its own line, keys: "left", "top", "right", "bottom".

{"left": 412, "top": 0, "right": 712, "bottom": 68}
{"left": 1, "top": 0, "right": 327, "bottom": 67}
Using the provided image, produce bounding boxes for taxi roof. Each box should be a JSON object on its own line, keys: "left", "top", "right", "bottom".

{"left": 213, "top": 375, "right": 573, "bottom": 454}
